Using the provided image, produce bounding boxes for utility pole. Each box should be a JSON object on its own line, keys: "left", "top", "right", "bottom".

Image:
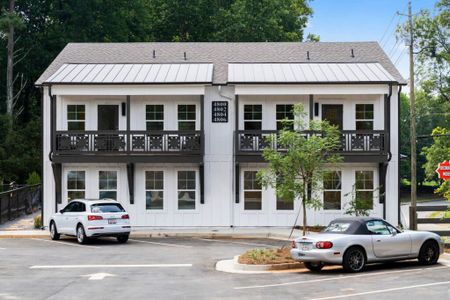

{"left": 408, "top": 0, "right": 417, "bottom": 229}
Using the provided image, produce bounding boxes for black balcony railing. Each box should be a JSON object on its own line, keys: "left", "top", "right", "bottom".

{"left": 55, "top": 130, "right": 203, "bottom": 155}
{"left": 236, "top": 130, "right": 389, "bottom": 155}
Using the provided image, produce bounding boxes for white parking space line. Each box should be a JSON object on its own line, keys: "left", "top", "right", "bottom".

{"left": 308, "top": 281, "right": 450, "bottom": 300}
{"left": 195, "top": 238, "right": 276, "bottom": 248}
{"left": 128, "top": 239, "right": 192, "bottom": 248}
{"left": 30, "top": 238, "right": 101, "bottom": 249}
{"left": 234, "top": 265, "right": 450, "bottom": 290}
{"left": 30, "top": 264, "right": 192, "bottom": 269}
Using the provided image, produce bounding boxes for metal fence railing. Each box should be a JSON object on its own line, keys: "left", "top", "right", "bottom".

{"left": 0, "top": 184, "right": 41, "bottom": 225}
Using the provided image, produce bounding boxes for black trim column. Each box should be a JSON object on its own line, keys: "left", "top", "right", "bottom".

{"left": 51, "top": 163, "right": 62, "bottom": 211}
{"left": 200, "top": 95, "right": 205, "bottom": 156}
{"left": 127, "top": 163, "right": 134, "bottom": 204}
{"left": 50, "top": 93, "right": 56, "bottom": 156}
{"left": 199, "top": 164, "right": 204, "bottom": 204}
{"left": 234, "top": 95, "right": 240, "bottom": 204}
{"left": 309, "top": 94, "right": 314, "bottom": 120}
{"left": 126, "top": 95, "right": 131, "bottom": 153}
{"left": 379, "top": 162, "right": 388, "bottom": 219}
{"left": 235, "top": 163, "right": 240, "bottom": 203}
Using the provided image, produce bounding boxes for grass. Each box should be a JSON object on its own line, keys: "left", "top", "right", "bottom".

{"left": 429, "top": 211, "right": 450, "bottom": 218}
{"left": 238, "top": 247, "right": 297, "bottom": 265}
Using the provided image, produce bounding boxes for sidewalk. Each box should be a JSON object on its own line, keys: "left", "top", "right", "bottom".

{"left": 0, "top": 226, "right": 298, "bottom": 239}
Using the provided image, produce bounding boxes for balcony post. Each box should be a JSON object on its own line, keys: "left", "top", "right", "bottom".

{"left": 126, "top": 95, "right": 131, "bottom": 153}
{"left": 200, "top": 95, "right": 204, "bottom": 156}
{"left": 309, "top": 94, "right": 314, "bottom": 121}
{"left": 51, "top": 93, "right": 56, "bottom": 155}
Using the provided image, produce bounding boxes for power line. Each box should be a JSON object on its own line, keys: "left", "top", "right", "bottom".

{"left": 394, "top": 47, "right": 408, "bottom": 65}
{"left": 379, "top": 12, "right": 398, "bottom": 46}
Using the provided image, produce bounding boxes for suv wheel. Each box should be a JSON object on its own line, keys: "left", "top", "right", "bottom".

{"left": 418, "top": 240, "right": 439, "bottom": 265}
{"left": 117, "top": 234, "right": 129, "bottom": 243}
{"left": 343, "top": 247, "right": 366, "bottom": 273}
{"left": 76, "top": 225, "right": 88, "bottom": 244}
{"left": 50, "top": 222, "right": 60, "bottom": 240}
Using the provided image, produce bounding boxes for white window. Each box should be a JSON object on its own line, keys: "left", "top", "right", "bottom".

{"left": 145, "top": 171, "right": 164, "bottom": 210}
{"left": 146, "top": 105, "right": 164, "bottom": 131}
{"left": 67, "top": 105, "right": 85, "bottom": 130}
{"left": 244, "top": 104, "right": 262, "bottom": 130}
{"left": 178, "top": 105, "right": 196, "bottom": 130}
{"left": 99, "top": 171, "right": 117, "bottom": 200}
{"left": 178, "top": 171, "right": 196, "bottom": 209}
{"left": 243, "top": 171, "right": 262, "bottom": 210}
{"left": 355, "top": 171, "right": 374, "bottom": 209}
{"left": 67, "top": 171, "right": 85, "bottom": 201}
{"left": 355, "top": 104, "right": 374, "bottom": 130}
{"left": 276, "top": 104, "right": 294, "bottom": 130}
{"left": 323, "top": 171, "right": 342, "bottom": 210}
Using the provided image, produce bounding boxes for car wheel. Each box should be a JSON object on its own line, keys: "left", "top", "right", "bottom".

{"left": 304, "top": 262, "right": 324, "bottom": 272}
{"left": 418, "top": 240, "right": 439, "bottom": 265}
{"left": 117, "top": 234, "right": 129, "bottom": 244}
{"left": 49, "top": 221, "right": 60, "bottom": 240}
{"left": 76, "top": 225, "right": 88, "bottom": 244}
{"left": 343, "top": 246, "right": 366, "bottom": 273}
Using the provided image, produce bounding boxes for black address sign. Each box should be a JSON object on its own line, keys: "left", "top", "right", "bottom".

{"left": 211, "top": 101, "right": 228, "bottom": 123}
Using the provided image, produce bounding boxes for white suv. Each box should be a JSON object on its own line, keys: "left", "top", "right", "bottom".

{"left": 49, "top": 199, "right": 131, "bottom": 244}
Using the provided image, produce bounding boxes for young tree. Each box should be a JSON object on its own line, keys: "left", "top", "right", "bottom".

{"left": 422, "top": 127, "right": 450, "bottom": 201}
{"left": 257, "top": 104, "right": 342, "bottom": 236}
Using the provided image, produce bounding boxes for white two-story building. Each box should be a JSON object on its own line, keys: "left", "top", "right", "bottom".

{"left": 36, "top": 42, "right": 406, "bottom": 228}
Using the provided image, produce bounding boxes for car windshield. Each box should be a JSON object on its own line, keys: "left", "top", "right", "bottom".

{"left": 91, "top": 203, "right": 125, "bottom": 213}
{"left": 323, "top": 221, "right": 352, "bottom": 233}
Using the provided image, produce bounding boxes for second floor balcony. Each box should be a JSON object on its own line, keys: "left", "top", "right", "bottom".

{"left": 52, "top": 130, "right": 204, "bottom": 163}
{"left": 235, "top": 130, "right": 390, "bottom": 163}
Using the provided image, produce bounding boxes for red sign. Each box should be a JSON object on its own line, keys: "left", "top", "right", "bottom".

{"left": 436, "top": 160, "right": 450, "bottom": 181}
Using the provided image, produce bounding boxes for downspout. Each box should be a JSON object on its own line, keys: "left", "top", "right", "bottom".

{"left": 382, "top": 84, "right": 393, "bottom": 220}
{"left": 397, "top": 85, "right": 402, "bottom": 227}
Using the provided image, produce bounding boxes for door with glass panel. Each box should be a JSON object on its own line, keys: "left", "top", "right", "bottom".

{"left": 97, "top": 105, "right": 120, "bottom": 151}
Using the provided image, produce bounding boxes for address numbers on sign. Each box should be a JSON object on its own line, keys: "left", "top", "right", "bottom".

{"left": 212, "top": 101, "right": 228, "bottom": 123}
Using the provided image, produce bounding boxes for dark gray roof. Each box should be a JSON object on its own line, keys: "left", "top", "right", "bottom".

{"left": 36, "top": 42, "right": 406, "bottom": 85}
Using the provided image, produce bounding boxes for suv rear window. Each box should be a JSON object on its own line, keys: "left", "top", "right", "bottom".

{"left": 91, "top": 203, "right": 125, "bottom": 213}
{"left": 323, "top": 221, "right": 351, "bottom": 233}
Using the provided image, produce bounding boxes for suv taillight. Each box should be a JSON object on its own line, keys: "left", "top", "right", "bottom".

{"left": 88, "top": 215, "right": 103, "bottom": 221}
{"left": 121, "top": 214, "right": 129, "bottom": 219}
{"left": 316, "top": 241, "right": 333, "bottom": 249}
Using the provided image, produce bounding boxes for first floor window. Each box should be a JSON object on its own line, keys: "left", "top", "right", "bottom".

{"left": 355, "top": 171, "right": 374, "bottom": 210}
{"left": 67, "top": 171, "right": 85, "bottom": 201}
{"left": 99, "top": 171, "right": 117, "bottom": 200}
{"left": 276, "top": 104, "right": 294, "bottom": 130}
{"left": 146, "top": 105, "right": 164, "bottom": 130}
{"left": 67, "top": 104, "right": 85, "bottom": 130}
{"left": 178, "top": 105, "right": 196, "bottom": 130}
{"left": 323, "top": 171, "right": 342, "bottom": 210}
{"left": 145, "top": 171, "right": 164, "bottom": 210}
{"left": 178, "top": 171, "right": 196, "bottom": 209}
{"left": 244, "top": 171, "right": 262, "bottom": 210}
{"left": 355, "top": 104, "right": 374, "bottom": 130}
{"left": 276, "top": 196, "right": 294, "bottom": 210}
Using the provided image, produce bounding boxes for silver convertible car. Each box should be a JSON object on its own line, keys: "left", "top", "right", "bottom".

{"left": 291, "top": 217, "right": 444, "bottom": 273}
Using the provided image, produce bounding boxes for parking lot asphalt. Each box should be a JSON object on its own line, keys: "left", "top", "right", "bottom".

{"left": 0, "top": 237, "right": 449, "bottom": 300}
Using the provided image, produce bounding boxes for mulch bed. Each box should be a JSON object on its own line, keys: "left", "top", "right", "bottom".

{"left": 238, "top": 247, "right": 297, "bottom": 265}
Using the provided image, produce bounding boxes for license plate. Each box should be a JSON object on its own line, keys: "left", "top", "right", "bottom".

{"left": 108, "top": 219, "right": 117, "bottom": 225}
{"left": 299, "top": 242, "right": 312, "bottom": 251}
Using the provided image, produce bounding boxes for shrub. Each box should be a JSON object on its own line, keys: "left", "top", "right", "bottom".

{"left": 26, "top": 172, "right": 41, "bottom": 186}
{"left": 34, "top": 215, "right": 42, "bottom": 229}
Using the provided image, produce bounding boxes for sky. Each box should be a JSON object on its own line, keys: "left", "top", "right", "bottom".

{"left": 306, "top": 0, "right": 438, "bottom": 81}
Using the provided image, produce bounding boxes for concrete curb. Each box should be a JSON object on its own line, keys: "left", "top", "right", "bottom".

{"left": 216, "top": 255, "right": 304, "bottom": 274}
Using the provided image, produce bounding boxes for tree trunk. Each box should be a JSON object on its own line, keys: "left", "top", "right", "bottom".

{"left": 6, "top": 0, "right": 15, "bottom": 122}
{"left": 302, "top": 199, "right": 307, "bottom": 236}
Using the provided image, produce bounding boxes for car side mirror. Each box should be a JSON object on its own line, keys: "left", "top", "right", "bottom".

{"left": 391, "top": 230, "right": 397, "bottom": 236}
{"left": 59, "top": 209, "right": 64, "bottom": 214}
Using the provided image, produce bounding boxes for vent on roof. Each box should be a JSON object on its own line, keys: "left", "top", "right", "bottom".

{"left": 351, "top": 49, "right": 355, "bottom": 58}
{"left": 152, "top": 50, "right": 156, "bottom": 58}
{"left": 184, "top": 52, "right": 187, "bottom": 61}
{"left": 307, "top": 51, "right": 310, "bottom": 60}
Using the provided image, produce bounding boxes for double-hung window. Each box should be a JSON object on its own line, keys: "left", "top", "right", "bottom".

{"left": 67, "top": 105, "right": 85, "bottom": 130}
{"left": 244, "top": 105, "right": 262, "bottom": 130}
{"left": 99, "top": 171, "right": 117, "bottom": 200}
{"left": 355, "top": 104, "right": 374, "bottom": 130}
{"left": 178, "top": 171, "right": 196, "bottom": 209}
{"left": 178, "top": 105, "right": 196, "bottom": 130}
{"left": 323, "top": 171, "right": 342, "bottom": 210}
{"left": 146, "top": 105, "right": 164, "bottom": 130}
{"left": 145, "top": 171, "right": 164, "bottom": 210}
{"left": 67, "top": 171, "right": 85, "bottom": 201}
{"left": 244, "top": 171, "right": 262, "bottom": 210}
{"left": 276, "top": 104, "right": 294, "bottom": 130}
{"left": 355, "top": 171, "right": 374, "bottom": 210}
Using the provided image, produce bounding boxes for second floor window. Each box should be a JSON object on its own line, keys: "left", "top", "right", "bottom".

{"left": 356, "top": 104, "right": 374, "bottom": 130}
{"left": 276, "top": 104, "right": 294, "bottom": 130}
{"left": 178, "top": 105, "right": 196, "bottom": 130}
{"left": 244, "top": 104, "right": 262, "bottom": 130}
{"left": 323, "top": 171, "right": 342, "bottom": 210}
{"left": 146, "top": 105, "right": 164, "bottom": 130}
{"left": 67, "top": 105, "right": 85, "bottom": 130}
{"left": 355, "top": 171, "right": 374, "bottom": 210}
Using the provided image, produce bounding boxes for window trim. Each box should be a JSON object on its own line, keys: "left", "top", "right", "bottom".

{"left": 276, "top": 104, "right": 294, "bottom": 131}
{"left": 242, "top": 170, "right": 263, "bottom": 211}
{"left": 177, "top": 104, "right": 197, "bottom": 131}
{"left": 243, "top": 104, "right": 263, "bottom": 131}
{"left": 66, "top": 170, "right": 86, "bottom": 202}
{"left": 177, "top": 170, "right": 197, "bottom": 211}
{"left": 355, "top": 170, "right": 375, "bottom": 210}
{"left": 355, "top": 103, "right": 374, "bottom": 130}
{"left": 323, "top": 171, "right": 342, "bottom": 211}
{"left": 145, "top": 170, "right": 165, "bottom": 211}
{"left": 98, "top": 170, "right": 118, "bottom": 200}
{"left": 145, "top": 104, "right": 165, "bottom": 131}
